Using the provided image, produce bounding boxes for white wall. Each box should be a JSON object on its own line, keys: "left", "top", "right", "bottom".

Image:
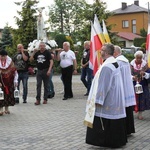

{"left": 117, "top": 36, "right": 133, "bottom": 47}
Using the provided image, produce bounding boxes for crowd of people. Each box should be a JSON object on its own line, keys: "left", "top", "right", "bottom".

{"left": 0, "top": 41, "right": 150, "bottom": 148}
{"left": 0, "top": 41, "right": 78, "bottom": 111}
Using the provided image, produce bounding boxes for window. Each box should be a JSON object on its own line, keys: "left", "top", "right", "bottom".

{"left": 132, "top": 19, "right": 136, "bottom": 33}
{"left": 122, "top": 20, "right": 129, "bottom": 28}
{"left": 132, "top": 19, "right": 136, "bottom": 25}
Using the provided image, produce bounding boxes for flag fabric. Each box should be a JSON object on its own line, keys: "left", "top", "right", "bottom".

{"left": 94, "top": 15, "right": 105, "bottom": 45}
{"left": 93, "top": 14, "right": 105, "bottom": 69}
{"left": 89, "top": 22, "right": 103, "bottom": 75}
{"left": 146, "top": 23, "right": 150, "bottom": 67}
{"left": 89, "top": 14, "right": 111, "bottom": 75}
{"left": 102, "top": 19, "right": 111, "bottom": 43}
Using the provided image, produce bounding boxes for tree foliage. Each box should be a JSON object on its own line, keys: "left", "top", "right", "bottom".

{"left": 13, "top": 0, "right": 38, "bottom": 48}
{"left": 55, "top": 34, "right": 66, "bottom": 48}
{"left": 54, "top": 34, "right": 74, "bottom": 50}
{"left": 140, "top": 28, "right": 147, "bottom": 37}
{"left": 134, "top": 37, "right": 146, "bottom": 47}
{"left": 48, "top": 0, "right": 88, "bottom": 35}
{"left": 48, "top": 0, "right": 112, "bottom": 44}
{"left": 0, "top": 25, "right": 13, "bottom": 51}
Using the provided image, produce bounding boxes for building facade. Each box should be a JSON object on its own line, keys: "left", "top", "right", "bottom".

{"left": 107, "top": 0, "right": 148, "bottom": 35}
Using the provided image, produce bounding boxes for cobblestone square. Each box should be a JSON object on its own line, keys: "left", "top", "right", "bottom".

{"left": 0, "top": 75, "right": 150, "bottom": 150}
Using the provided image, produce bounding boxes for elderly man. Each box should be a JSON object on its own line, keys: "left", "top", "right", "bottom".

{"left": 57, "top": 42, "right": 77, "bottom": 100}
{"left": 30, "top": 42, "right": 53, "bottom": 105}
{"left": 114, "top": 45, "right": 136, "bottom": 135}
{"left": 85, "top": 44, "right": 127, "bottom": 148}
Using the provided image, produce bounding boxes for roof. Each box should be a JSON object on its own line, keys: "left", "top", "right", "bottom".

{"left": 116, "top": 32, "right": 143, "bottom": 40}
{"left": 112, "top": 4, "right": 148, "bottom": 15}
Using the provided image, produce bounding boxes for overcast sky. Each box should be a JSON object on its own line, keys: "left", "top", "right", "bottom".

{"left": 0, "top": 0, "right": 149, "bottom": 28}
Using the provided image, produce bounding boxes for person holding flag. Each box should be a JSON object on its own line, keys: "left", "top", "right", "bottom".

{"left": 81, "top": 41, "right": 93, "bottom": 96}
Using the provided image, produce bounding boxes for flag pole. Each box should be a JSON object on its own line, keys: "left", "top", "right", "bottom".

{"left": 147, "top": 2, "right": 150, "bottom": 67}
{"left": 148, "top": 2, "right": 150, "bottom": 24}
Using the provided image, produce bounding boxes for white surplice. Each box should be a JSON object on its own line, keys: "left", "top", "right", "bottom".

{"left": 84, "top": 56, "right": 126, "bottom": 128}
{"left": 116, "top": 55, "right": 136, "bottom": 107}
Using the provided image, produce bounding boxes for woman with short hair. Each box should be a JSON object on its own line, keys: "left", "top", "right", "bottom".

{"left": 131, "top": 50, "right": 150, "bottom": 119}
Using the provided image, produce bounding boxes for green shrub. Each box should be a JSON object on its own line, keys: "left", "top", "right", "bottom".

{"left": 123, "top": 53, "right": 134, "bottom": 62}
{"left": 134, "top": 37, "right": 146, "bottom": 47}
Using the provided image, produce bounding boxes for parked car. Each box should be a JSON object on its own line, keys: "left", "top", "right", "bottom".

{"left": 122, "top": 46, "right": 141, "bottom": 54}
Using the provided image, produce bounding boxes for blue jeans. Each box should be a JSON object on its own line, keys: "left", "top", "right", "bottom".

{"left": 49, "top": 68, "right": 55, "bottom": 95}
{"left": 36, "top": 69, "right": 49, "bottom": 101}
{"left": 18, "top": 72, "right": 28, "bottom": 101}
{"left": 81, "top": 67, "right": 93, "bottom": 93}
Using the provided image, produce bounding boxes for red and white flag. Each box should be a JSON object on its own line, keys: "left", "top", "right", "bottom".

{"left": 89, "top": 21, "right": 103, "bottom": 75}
{"left": 94, "top": 15, "right": 105, "bottom": 45}
{"left": 146, "top": 23, "right": 150, "bottom": 67}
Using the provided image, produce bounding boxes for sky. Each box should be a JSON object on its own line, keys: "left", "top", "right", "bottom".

{"left": 0, "top": 0, "right": 149, "bottom": 29}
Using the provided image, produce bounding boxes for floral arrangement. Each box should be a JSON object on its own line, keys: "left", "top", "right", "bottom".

{"left": 27, "top": 39, "right": 58, "bottom": 55}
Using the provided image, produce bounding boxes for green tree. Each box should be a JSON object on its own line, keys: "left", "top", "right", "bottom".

{"left": 0, "top": 25, "right": 13, "bottom": 51}
{"left": 76, "top": 0, "right": 112, "bottom": 42}
{"left": 13, "top": 0, "right": 38, "bottom": 48}
{"left": 140, "top": 28, "right": 147, "bottom": 37}
{"left": 48, "top": 0, "right": 89, "bottom": 35}
{"left": 134, "top": 38, "right": 146, "bottom": 47}
{"left": 55, "top": 34, "right": 66, "bottom": 48}
{"left": 48, "top": 0, "right": 113, "bottom": 44}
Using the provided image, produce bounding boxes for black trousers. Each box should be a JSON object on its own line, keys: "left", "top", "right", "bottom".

{"left": 61, "top": 65, "right": 73, "bottom": 98}
{"left": 86, "top": 116, "right": 127, "bottom": 148}
{"left": 125, "top": 106, "right": 135, "bottom": 135}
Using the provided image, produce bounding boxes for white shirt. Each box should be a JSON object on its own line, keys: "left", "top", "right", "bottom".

{"left": 60, "top": 50, "right": 76, "bottom": 68}
{"left": 130, "top": 59, "right": 147, "bottom": 70}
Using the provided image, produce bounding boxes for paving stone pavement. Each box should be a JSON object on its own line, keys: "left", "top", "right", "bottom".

{"left": 0, "top": 75, "right": 150, "bottom": 150}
